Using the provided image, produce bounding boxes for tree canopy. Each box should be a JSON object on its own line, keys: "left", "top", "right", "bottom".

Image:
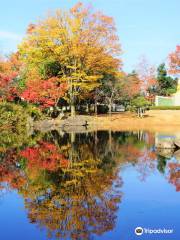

{"left": 18, "top": 2, "right": 122, "bottom": 115}
{"left": 169, "top": 45, "right": 180, "bottom": 74}
{"left": 157, "top": 63, "right": 177, "bottom": 96}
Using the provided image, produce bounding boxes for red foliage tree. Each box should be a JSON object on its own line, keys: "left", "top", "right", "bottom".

{"left": 122, "top": 72, "right": 141, "bottom": 100}
{"left": 169, "top": 45, "right": 180, "bottom": 74}
{"left": 20, "top": 77, "right": 67, "bottom": 109}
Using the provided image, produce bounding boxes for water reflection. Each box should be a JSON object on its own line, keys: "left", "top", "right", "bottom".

{"left": 0, "top": 130, "right": 180, "bottom": 239}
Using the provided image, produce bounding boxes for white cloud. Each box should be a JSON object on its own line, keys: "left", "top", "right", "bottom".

{"left": 0, "top": 31, "right": 22, "bottom": 40}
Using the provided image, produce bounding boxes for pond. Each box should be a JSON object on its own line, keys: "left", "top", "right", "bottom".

{"left": 0, "top": 130, "right": 180, "bottom": 240}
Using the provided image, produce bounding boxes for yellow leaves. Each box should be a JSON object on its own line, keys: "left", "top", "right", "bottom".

{"left": 84, "top": 169, "right": 97, "bottom": 174}
{"left": 85, "top": 75, "right": 102, "bottom": 82}
{"left": 53, "top": 45, "right": 65, "bottom": 55}
{"left": 60, "top": 144, "right": 71, "bottom": 151}
{"left": 18, "top": 2, "right": 122, "bottom": 104}
{"left": 0, "top": 146, "right": 6, "bottom": 153}
{"left": 64, "top": 179, "right": 78, "bottom": 186}
{"left": 73, "top": 171, "right": 85, "bottom": 177}
{"left": 66, "top": 65, "right": 77, "bottom": 70}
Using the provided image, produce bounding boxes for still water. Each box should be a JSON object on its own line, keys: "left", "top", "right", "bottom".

{"left": 0, "top": 130, "right": 180, "bottom": 240}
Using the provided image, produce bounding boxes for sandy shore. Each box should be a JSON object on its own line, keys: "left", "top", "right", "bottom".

{"left": 93, "top": 110, "right": 180, "bottom": 134}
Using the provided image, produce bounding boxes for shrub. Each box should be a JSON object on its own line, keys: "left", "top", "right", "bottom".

{"left": 0, "top": 102, "right": 28, "bottom": 126}
{"left": 23, "top": 104, "right": 43, "bottom": 120}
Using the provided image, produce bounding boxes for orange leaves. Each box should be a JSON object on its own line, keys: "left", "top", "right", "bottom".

{"left": 69, "top": 2, "right": 122, "bottom": 72}
{"left": 18, "top": 2, "right": 122, "bottom": 107}
{"left": 168, "top": 163, "right": 180, "bottom": 191}
{"left": 169, "top": 45, "right": 180, "bottom": 74}
{"left": 0, "top": 54, "right": 21, "bottom": 100}
{"left": 70, "top": 2, "right": 84, "bottom": 15}
{"left": 121, "top": 72, "right": 141, "bottom": 99}
{"left": 27, "top": 23, "right": 36, "bottom": 34}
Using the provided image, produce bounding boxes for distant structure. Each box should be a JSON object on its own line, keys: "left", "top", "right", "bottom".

{"left": 155, "top": 78, "right": 180, "bottom": 106}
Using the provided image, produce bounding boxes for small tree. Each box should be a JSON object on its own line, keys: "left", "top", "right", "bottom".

{"left": 118, "top": 71, "right": 141, "bottom": 109}
{"left": 131, "top": 96, "right": 150, "bottom": 118}
{"left": 95, "top": 73, "right": 123, "bottom": 115}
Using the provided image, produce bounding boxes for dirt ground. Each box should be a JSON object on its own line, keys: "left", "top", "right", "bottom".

{"left": 92, "top": 110, "right": 180, "bottom": 134}
{"left": 34, "top": 110, "right": 180, "bottom": 134}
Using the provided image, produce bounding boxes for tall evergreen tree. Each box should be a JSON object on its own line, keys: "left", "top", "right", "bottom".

{"left": 157, "top": 63, "right": 177, "bottom": 96}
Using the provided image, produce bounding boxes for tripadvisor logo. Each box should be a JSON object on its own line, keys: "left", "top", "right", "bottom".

{"left": 135, "top": 227, "right": 143, "bottom": 236}
{"left": 134, "top": 226, "right": 174, "bottom": 236}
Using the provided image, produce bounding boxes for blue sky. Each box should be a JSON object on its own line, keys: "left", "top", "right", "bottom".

{"left": 0, "top": 0, "right": 179, "bottom": 72}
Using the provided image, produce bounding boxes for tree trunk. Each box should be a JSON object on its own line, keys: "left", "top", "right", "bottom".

{"left": 95, "top": 102, "right": 98, "bottom": 116}
{"left": 71, "top": 132, "right": 75, "bottom": 144}
{"left": 108, "top": 99, "right": 112, "bottom": 116}
{"left": 137, "top": 108, "right": 140, "bottom": 117}
{"left": 109, "top": 129, "right": 112, "bottom": 152}
{"left": 70, "top": 75, "right": 76, "bottom": 117}
{"left": 71, "top": 104, "right": 76, "bottom": 117}
{"left": 86, "top": 103, "right": 89, "bottom": 114}
{"left": 139, "top": 107, "right": 143, "bottom": 118}
{"left": 69, "top": 132, "right": 76, "bottom": 167}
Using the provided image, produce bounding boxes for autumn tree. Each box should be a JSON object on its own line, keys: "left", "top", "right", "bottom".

{"left": 121, "top": 71, "right": 141, "bottom": 103}
{"left": 0, "top": 53, "right": 21, "bottom": 100}
{"left": 135, "top": 56, "right": 157, "bottom": 95}
{"left": 20, "top": 77, "right": 67, "bottom": 109}
{"left": 169, "top": 45, "right": 180, "bottom": 74}
{"left": 18, "top": 2, "right": 122, "bottom": 116}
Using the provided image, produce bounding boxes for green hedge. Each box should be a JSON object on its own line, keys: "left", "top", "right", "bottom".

{"left": 150, "top": 106, "right": 180, "bottom": 110}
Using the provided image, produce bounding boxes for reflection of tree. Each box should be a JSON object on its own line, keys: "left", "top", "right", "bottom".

{"left": 20, "top": 141, "right": 69, "bottom": 171}
{"left": 1, "top": 130, "right": 179, "bottom": 239}
{"left": 23, "top": 169, "right": 122, "bottom": 239}
{"left": 113, "top": 132, "right": 157, "bottom": 180}
{"left": 17, "top": 134, "right": 123, "bottom": 240}
{"left": 157, "top": 155, "right": 169, "bottom": 174}
{"left": 0, "top": 149, "right": 26, "bottom": 190}
{"left": 168, "top": 163, "right": 180, "bottom": 192}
